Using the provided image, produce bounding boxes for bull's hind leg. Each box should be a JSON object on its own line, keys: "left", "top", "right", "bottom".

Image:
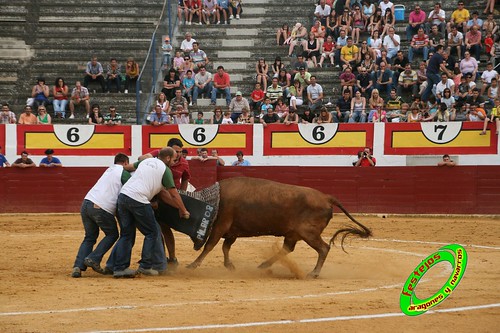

{"left": 222, "top": 237, "right": 237, "bottom": 270}
{"left": 258, "top": 237, "right": 297, "bottom": 269}
{"left": 303, "top": 234, "right": 330, "bottom": 278}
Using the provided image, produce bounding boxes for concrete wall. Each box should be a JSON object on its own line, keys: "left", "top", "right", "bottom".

{"left": 1, "top": 164, "right": 498, "bottom": 214}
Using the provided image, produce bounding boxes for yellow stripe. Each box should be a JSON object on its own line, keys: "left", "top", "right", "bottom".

{"left": 272, "top": 132, "right": 366, "bottom": 148}
{"left": 150, "top": 133, "right": 247, "bottom": 149}
{"left": 26, "top": 133, "right": 124, "bottom": 149}
{"left": 392, "top": 131, "right": 490, "bottom": 148}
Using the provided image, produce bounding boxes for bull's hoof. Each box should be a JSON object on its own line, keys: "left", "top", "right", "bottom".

{"left": 186, "top": 262, "right": 199, "bottom": 270}
{"left": 224, "top": 262, "right": 235, "bottom": 271}
{"left": 258, "top": 262, "right": 272, "bottom": 269}
{"left": 307, "top": 272, "right": 320, "bottom": 279}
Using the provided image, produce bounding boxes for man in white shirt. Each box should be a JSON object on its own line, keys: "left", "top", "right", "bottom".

{"left": 382, "top": 27, "right": 400, "bottom": 59}
{"left": 379, "top": 0, "right": 394, "bottom": 16}
{"left": 307, "top": 75, "right": 324, "bottom": 112}
{"left": 71, "top": 153, "right": 131, "bottom": 278}
{"left": 435, "top": 73, "right": 455, "bottom": 99}
{"left": 448, "top": 25, "right": 463, "bottom": 60}
{"left": 112, "top": 148, "right": 190, "bottom": 278}
{"left": 480, "top": 62, "right": 499, "bottom": 95}
{"left": 426, "top": 2, "right": 446, "bottom": 36}
{"left": 314, "top": 0, "right": 331, "bottom": 26}
{"left": 192, "top": 66, "right": 213, "bottom": 105}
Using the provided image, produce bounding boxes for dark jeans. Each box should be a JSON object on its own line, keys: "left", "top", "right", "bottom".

{"left": 193, "top": 82, "right": 213, "bottom": 103}
{"left": 83, "top": 75, "right": 106, "bottom": 92}
{"left": 125, "top": 75, "right": 139, "bottom": 91}
{"left": 73, "top": 199, "right": 119, "bottom": 270}
{"left": 107, "top": 76, "right": 121, "bottom": 92}
{"left": 422, "top": 73, "right": 441, "bottom": 102}
{"left": 113, "top": 193, "right": 166, "bottom": 272}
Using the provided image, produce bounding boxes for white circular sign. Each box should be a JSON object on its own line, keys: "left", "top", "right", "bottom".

{"left": 178, "top": 125, "right": 219, "bottom": 146}
{"left": 53, "top": 125, "right": 96, "bottom": 146}
{"left": 420, "top": 122, "right": 463, "bottom": 144}
{"left": 298, "top": 123, "right": 339, "bottom": 145}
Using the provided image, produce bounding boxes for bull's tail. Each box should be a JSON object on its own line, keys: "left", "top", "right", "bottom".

{"left": 329, "top": 197, "right": 372, "bottom": 252}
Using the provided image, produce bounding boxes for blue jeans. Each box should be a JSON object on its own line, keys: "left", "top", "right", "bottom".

{"left": 107, "top": 76, "right": 121, "bottom": 92}
{"left": 422, "top": 73, "right": 441, "bottom": 102}
{"left": 408, "top": 46, "right": 429, "bottom": 62}
{"left": 73, "top": 199, "right": 119, "bottom": 270}
{"left": 349, "top": 111, "right": 366, "bottom": 123}
{"left": 53, "top": 99, "right": 68, "bottom": 117}
{"left": 211, "top": 87, "right": 231, "bottom": 105}
{"left": 192, "top": 82, "right": 213, "bottom": 103}
{"left": 113, "top": 193, "right": 166, "bottom": 272}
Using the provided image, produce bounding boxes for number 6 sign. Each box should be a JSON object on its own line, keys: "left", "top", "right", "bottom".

{"left": 53, "top": 125, "right": 96, "bottom": 146}
{"left": 298, "top": 123, "right": 339, "bottom": 145}
{"left": 178, "top": 125, "right": 220, "bottom": 146}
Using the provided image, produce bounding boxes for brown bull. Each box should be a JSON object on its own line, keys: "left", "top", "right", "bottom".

{"left": 185, "top": 177, "right": 372, "bottom": 278}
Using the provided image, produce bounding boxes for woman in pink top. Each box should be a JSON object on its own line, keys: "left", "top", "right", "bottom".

{"left": 459, "top": 51, "right": 478, "bottom": 81}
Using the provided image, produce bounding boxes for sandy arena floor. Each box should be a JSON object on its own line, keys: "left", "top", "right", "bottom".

{"left": 0, "top": 214, "right": 498, "bottom": 333}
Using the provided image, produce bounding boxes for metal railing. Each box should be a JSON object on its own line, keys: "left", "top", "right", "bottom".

{"left": 135, "top": 0, "right": 177, "bottom": 124}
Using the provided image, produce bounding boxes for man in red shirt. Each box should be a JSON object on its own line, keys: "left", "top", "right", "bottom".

{"left": 318, "top": 35, "right": 335, "bottom": 67}
{"left": 354, "top": 147, "right": 376, "bottom": 167}
{"left": 211, "top": 65, "right": 231, "bottom": 106}
{"left": 408, "top": 27, "right": 429, "bottom": 62}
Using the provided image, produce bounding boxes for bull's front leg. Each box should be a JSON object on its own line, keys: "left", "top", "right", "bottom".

{"left": 186, "top": 223, "right": 226, "bottom": 269}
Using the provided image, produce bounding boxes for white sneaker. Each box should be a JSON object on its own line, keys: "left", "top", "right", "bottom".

{"left": 206, "top": 21, "right": 210, "bottom": 25}
{"left": 229, "top": 15, "right": 234, "bottom": 19}
{"left": 189, "top": 102, "right": 193, "bottom": 106}
{"left": 236, "top": 14, "right": 240, "bottom": 19}
{"left": 85, "top": 114, "right": 89, "bottom": 119}
{"left": 139, "top": 90, "right": 142, "bottom": 93}
{"left": 124, "top": 89, "right": 128, "bottom": 94}
{"left": 217, "top": 21, "right": 220, "bottom": 24}
{"left": 187, "top": 21, "right": 191, "bottom": 25}
{"left": 69, "top": 114, "right": 75, "bottom": 119}
{"left": 198, "top": 22, "right": 202, "bottom": 25}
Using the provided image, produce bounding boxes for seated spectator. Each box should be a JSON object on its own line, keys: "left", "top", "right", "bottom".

{"left": 289, "top": 79, "right": 304, "bottom": 111}
{"left": 307, "top": 75, "right": 324, "bottom": 113}
{"left": 124, "top": 57, "right": 140, "bottom": 94}
{"left": 104, "top": 106, "right": 122, "bottom": 126}
{"left": 188, "top": 0, "right": 203, "bottom": 25}
{"left": 397, "top": 63, "right": 418, "bottom": 98}
{"left": 441, "top": 88, "right": 456, "bottom": 113}
{"left": 452, "top": 101, "right": 468, "bottom": 121}
{"left": 181, "top": 33, "right": 196, "bottom": 54}
{"left": 333, "top": 89, "right": 352, "bottom": 123}
{"left": 481, "top": 98, "right": 500, "bottom": 135}
{"left": 266, "top": 77, "right": 283, "bottom": 105}
{"left": 193, "top": 111, "right": 204, "bottom": 124}
{"left": 300, "top": 108, "right": 316, "bottom": 123}
{"left": 351, "top": 5, "right": 365, "bottom": 44}
{"left": 459, "top": 52, "right": 478, "bottom": 81}
{"left": 221, "top": 111, "right": 233, "bottom": 124}
{"left": 303, "top": 32, "right": 321, "bottom": 68}
{"left": 172, "top": 51, "right": 184, "bottom": 72}
{"left": 435, "top": 73, "right": 455, "bottom": 100}
{"left": 485, "top": 32, "right": 494, "bottom": 63}
{"left": 407, "top": 105, "right": 422, "bottom": 122}
{"left": 465, "top": 25, "right": 482, "bottom": 62}
{"left": 375, "top": 49, "right": 392, "bottom": 71}
{"left": 336, "top": 8, "right": 352, "bottom": 37}
{"left": 12, "top": 151, "right": 35, "bottom": 168}
{"left": 229, "top": 0, "right": 242, "bottom": 20}
{"left": 318, "top": 35, "right": 336, "bottom": 67}
{"left": 249, "top": 82, "right": 265, "bottom": 111}
{"left": 431, "top": 103, "right": 451, "bottom": 122}
{"left": 360, "top": 52, "right": 376, "bottom": 73}
{"left": 271, "top": 57, "right": 285, "bottom": 78}
{"left": 465, "top": 11, "right": 483, "bottom": 33}
{"left": 229, "top": 91, "right": 250, "bottom": 123}
{"left": 177, "top": 0, "right": 189, "bottom": 25}
{"left": 18, "top": 105, "right": 37, "bottom": 124}
{"left": 466, "top": 87, "right": 486, "bottom": 109}
{"left": 157, "top": 92, "right": 170, "bottom": 113}
{"left": 83, "top": 56, "right": 106, "bottom": 93}
{"left": 202, "top": 0, "right": 220, "bottom": 25}
{"left": 291, "top": 55, "right": 308, "bottom": 76}
{"left": 149, "top": 105, "right": 169, "bottom": 126}
{"left": 106, "top": 58, "right": 121, "bottom": 93}
{"left": 354, "top": 147, "right": 376, "bottom": 167}
{"left": 31, "top": 77, "right": 50, "bottom": 111}
{"left": 182, "top": 69, "right": 195, "bottom": 106}
{"left": 237, "top": 108, "right": 254, "bottom": 124}
{"left": 161, "top": 36, "right": 173, "bottom": 70}
{"left": 371, "top": 104, "right": 387, "bottom": 122}
{"left": 406, "top": 5, "right": 427, "bottom": 42}
{"left": 277, "top": 24, "right": 291, "bottom": 46}
{"left": 192, "top": 66, "right": 213, "bottom": 105}
{"left": 315, "top": 0, "right": 331, "bottom": 26}
{"left": 283, "top": 108, "right": 299, "bottom": 125}
{"left": 190, "top": 42, "right": 209, "bottom": 70}
{"left": 349, "top": 90, "right": 367, "bottom": 123}
{"left": 385, "top": 89, "right": 404, "bottom": 122}
{"left": 356, "top": 66, "right": 373, "bottom": 98}
{"left": 483, "top": 13, "right": 498, "bottom": 36}
{"left": 0, "top": 145, "right": 10, "bottom": 167}
{"left": 162, "top": 68, "right": 181, "bottom": 101}
{"left": 480, "top": 62, "right": 499, "bottom": 96}
{"left": 211, "top": 106, "right": 224, "bottom": 124}
{"left": 374, "top": 62, "right": 393, "bottom": 98}
{"left": 408, "top": 28, "right": 429, "bottom": 63}
{"left": 255, "top": 58, "right": 269, "bottom": 92}
{"left": 69, "top": 81, "right": 90, "bottom": 119}
{"left": 362, "top": 0, "right": 375, "bottom": 20}
{"left": 232, "top": 151, "right": 250, "bottom": 166}
{"left": 1, "top": 103, "right": 16, "bottom": 124}
{"left": 315, "top": 107, "right": 332, "bottom": 123}
{"left": 380, "top": 8, "right": 395, "bottom": 40}
{"left": 191, "top": 148, "right": 210, "bottom": 161}
{"left": 382, "top": 27, "right": 400, "bottom": 59}
{"left": 88, "top": 104, "right": 103, "bottom": 125}
{"left": 211, "top": 65, "right": 231, "bottom": 106}
{"left": 367, "top": 88, "right": 384, "bottom": 121}
{"left": 217, "top": 0, "right": 230, "bottom": 24}
{"left": 367, "top": 8, "right": 383, "bottom": 38}
{"left": 260, "top": 105, "right": 280, "bottom": 127}
{"left": 171, "top": 104, "right": 190, "bottom": 124}
{"left": 287, "top": 23, "right": 308, "bottom": 57}
{"left": 276, "top": 69, "right": 291, "bottom": 97}
{"left": 170, "top": 88, "right": 189, "bottom": 116}
{"left": 340, "top": 66, "right": 356, "bottom": 95}
{"left": 437, "top": 154, "right": 456, "bottom": 166}
{"left": 179, "top": 55, "right": 194, "bottom": 80}
{"left": 427, "top": 2, "right": 446, "bottom": 36}
{"left": 448, "top": 2, "right": 469, "bottom": 33}
{"left": 311, "top": 19, "right": 326, "bottom": 46}
{"left": 39, "top": 149, "right": 62, "bottom": 167}
{"left": 487, "top": 78, "right": 498, "bottom": 105}
{"left": 340, "top": 37, "right": 359, "bottom": 70}
{"left": 36, "top": 106, "right": 51, "bottom": 124}
{"left": 275, "top": 97, "right": 289, "bottom": 120}
{"left": 467, "top": 103, "right": 486, "bottom": 122}
{"left": 52, "top": 77, "right": 68, "bottom": 119}
{"left": 448, "top": 26, "right": 464, "bottom": 60}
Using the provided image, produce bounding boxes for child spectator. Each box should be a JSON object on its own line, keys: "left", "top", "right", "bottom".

{"left": 249, "top": 82, "right": 265, "bottom": 111}
{"left": 221, "top": 111, "right": 234, "bottom": 124}
{"left": 194, "top": 111, "right": 204, "bottom": 124}
{"left": 481, "top": 98, "right": 500, "bottom": 135}
{"left": 162, "top": 37, "right": 173, "bottom": 70}
{"left": 217, "top": 0, "right": 230, "bottom": 25}
{"left": 229, "top": 0, "right": 242, "bottom": 20}
{"left": 182, "top": 70, "right": 195, "bottom": 106}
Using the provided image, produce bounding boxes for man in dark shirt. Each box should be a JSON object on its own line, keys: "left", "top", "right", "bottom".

{"left": 356, "top": 66, "right": 373, "bottom": 98}
{"left": 375, "top": 62, "right": 393, "bottom": 98}
{"left": 334, "top": 89, "right": 352, "bottom": 122}
{"left": 391, "top": 51, "right": 409, "bottom": 84}
{"left": 260, "top": 108, "right": 280, "bottom": 127}
{"left": 422, "top": 45, "right": 446, "bottom": 102}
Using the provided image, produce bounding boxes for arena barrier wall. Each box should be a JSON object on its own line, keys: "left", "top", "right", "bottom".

{"left": 1, "top": 164, "right": 498, "bottom": 214}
